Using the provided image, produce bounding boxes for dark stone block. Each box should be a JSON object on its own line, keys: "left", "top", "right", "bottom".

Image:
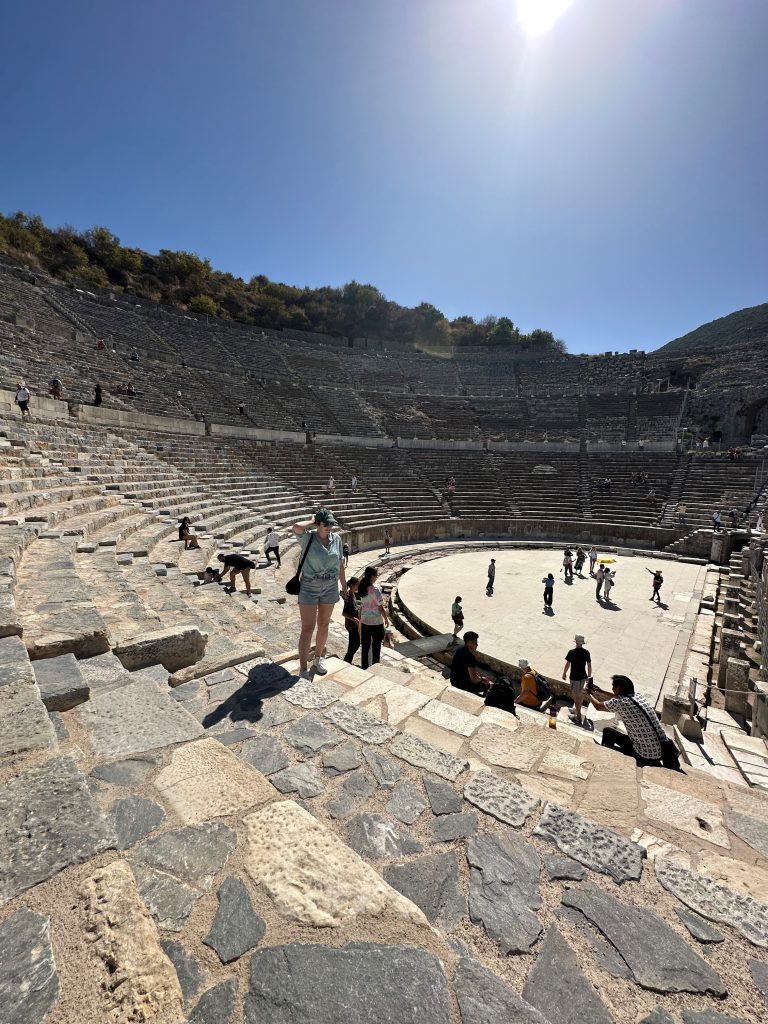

{"left": 0, "top": 909, "right": 59, "bottom": 1023}
{"left": 384, "top": 853, "right": 465, "bottom": 927}
{"left": 467, "top": 833, "right": 541, "bottom": 954}
{"left": 424, "top": 775, "right": 462, "bottom": 815}
{"left": 544, "top": 856, "right": 585, "bottom": 881}
{"left": 674, "top": 907, "right": 724, "bottom": 944}
{"left": 112, "top": 794, "right": 166, "bottom": 850}
{"left": 345, "top": 813, "right": 422, "bottom": 859}
{"left": 33, "top": 653, "right": 89, "bottom": 711}
{"left": 240, "top": 735, "right": 290, "bottom": 776}
{"left": 455, "top": 956, "right": 548, "bottom": 1024}
{"left": 89, "top": 753, "right": 161, "bottom": 787}
{"left": 431, "top": 811, "right": 477, "bottom": 842}
{"left": 187, "top": 979, "right": 238, "bottom": 1024}
{"left": 203, "top": 877, "right": 266, "bottom": 963}
{"left": 523, "top": 926, "right": 613, "bottom": 1024}
{"left": 386, "top": 781, "right": 428, "bottom": 824}
{"left": 160, "top": 939, "right": 206, "bottom": 1006}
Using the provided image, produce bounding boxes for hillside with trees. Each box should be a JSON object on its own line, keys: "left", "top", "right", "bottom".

{"left": 657, "top": 302, "right": 768, "bottom": 355}
{"left": 0, "top": 211, "right": 564, "bottom": 353}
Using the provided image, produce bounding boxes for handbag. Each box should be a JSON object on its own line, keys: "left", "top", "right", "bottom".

{"left": 629, "top": 697, "right": 682, "bottom": 771}
{"left": 285, "top": 532, "right": 314, "bottom": 596}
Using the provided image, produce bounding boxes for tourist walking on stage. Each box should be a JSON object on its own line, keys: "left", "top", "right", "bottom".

{"left": 562, "top": 548, "right": 574, "bottom": 580}
{"left": 291, "top": 508, "right": 347, "bottom": 679}
{"left": 542, "top": 573, "right": 555, "bottom": 611}
{"left": 342, "top": 576, "right": 362, "bottom": 664}
{"left": 595, "top": 564, "right": 606, "bottom": 600}
{"left": 342, "top": 541, "right": 350, "bottom": 568}
{"left": 588, "top": 546, "right": 598, "bottom": 575}
{"left": 487, "top": 558, "right": 496, "bottom": 593}
{"left": 451, "top": 596, "right": 464, "bottom": 640}
{"left": 216, "top": 551, "right": 255, "bottom": 595}
{"left": 562, "top": 634, "right": 592, "bottom": 726}
{"left": 603, "top": 569, "right": 615, "bottom": 603}
{"left": 574, "top": 547, "right": 586, "bottom": 575}
{"left": 15, "top": 382, "right": 31, "bottom": 420}
{"left": 358, "top": 566, "right": 389, "bottom": 669}
{"left": 647, "top": 568, "right": 663, "bottom": 602}
{"left": 384, "top": 531, "right": 391, "bottom": 554}
{"left": 264, "top": 526, "right": 281, "bottom": 567}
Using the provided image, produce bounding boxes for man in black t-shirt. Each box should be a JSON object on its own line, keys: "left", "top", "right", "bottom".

{"left": 217, "top": 552, "right": 256, "bottom": 596}
{"left": 450, "top": 632, "right": 493, "bottom": 696}
{"left": 562, "top": 633, "right": 592, "bottom": 726}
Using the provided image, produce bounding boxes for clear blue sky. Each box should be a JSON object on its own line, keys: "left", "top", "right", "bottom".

{"left": 1, "top": 0, "right": 766, "bottom": 353}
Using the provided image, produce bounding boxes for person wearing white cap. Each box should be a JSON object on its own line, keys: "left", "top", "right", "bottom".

{"left": 515, "top": 658, "right": 541, "bottom": 710}
{"left": 562, "top": 634, "right": 592, "bottom": 726}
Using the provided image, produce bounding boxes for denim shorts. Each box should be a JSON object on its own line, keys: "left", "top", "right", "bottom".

{"left": 298, "top": 576, "right": 340, "bottom": 606}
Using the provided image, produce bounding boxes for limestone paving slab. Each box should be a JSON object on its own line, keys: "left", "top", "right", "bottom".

{"left": 90, "top": 753, "right": 161, "bottom": 787}
{"left": 203, "top": 876, "right": 266, "bottom": 963}
{"left": 339, "top": 674, "right": 400, "bottom": 706}
{"left": 384, "top": 852, "right": 465, "bottom": 927}
{"left": 641, "top": 781, "right": 730, "bottom": 849}
{"left": 76, "top": 676, "right": 204, "bottom": 759}
{"left": 380, "top": 683, "right": 432, "bottom": 724}
{"left": 323, "top": 700, "right": 397, "bottom": 744}
{"left": 455, "top": 956, "right": 550, "bottom": 1024}
{"left": 188, "top": 979, "right": 238, "bottom": 1024}
{"left": 654, "top": 858, "right": 768, "bottom": 948}
{"left": 81, "top": 860, "right": 183, "bottom": 1023}
{"left": 562, "top": 885, "right": 725, "bottom": 995}
{"left": 0, "top": 755, "right": 114, "bottom": 905}
{"left": 282, "top": 677, "right": 339, "bottom": 709}
{"left": 32, "top": 652, "right": 89, "bottom": 711}
{"left": 0, "top": 909, "right": 59, "bottom": 1024}
{"left": 0, "top": 636, "right": 57, "bottom": 757}
{"left": 390, "top": 731, "right": 469, "bottom": 781}
{"left": 522, "top": 925, "right": 613, "bottom": 1024}
{"left": 243, "top": 800, "right": 428, "bottom": 927}
{"left": 419, "top": 698, "right": 480, "bottom": 737}
{"left": 154, "top": 737, "right": 275, "bottom": 823}
{"left": 345, "top": 812, "right": 423, "bottom": 859}
{"left": 534, "top": 802, "right": 645, "bottom": 883}
{"left": 386, "top": 780, "right": 428, "bottom": 824}
{"left": 467, "top": 832, "right": 542, "bottom": 953}
{"left": 464, "top": 769, "right": 540, "bottom": 827}
{"left": 77, "top": 651, "right": 135, "bottom": 694}
{"left": 244, "top": 943, "right": 451, "bottom": 1024}
{"left": 469, "top": 723, "right": 541, "bottom": 771}
{"left": 112, "top": 794, "right": 166, "bottom": 850}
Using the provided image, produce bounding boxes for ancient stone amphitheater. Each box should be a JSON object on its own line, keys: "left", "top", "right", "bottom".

{"left": 1, "top": 260, "right": 767, "bottom": 1024}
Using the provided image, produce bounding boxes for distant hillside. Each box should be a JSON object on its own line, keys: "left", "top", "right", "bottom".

{"left": 656, "top": 302, "right": 768, "bottom": 355}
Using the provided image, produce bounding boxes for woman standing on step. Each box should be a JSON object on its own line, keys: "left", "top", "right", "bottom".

{"left": 358, "top": 566, "right": 389, "bottom": 670}
{"left": 292, "top": 508, "right": 347, "bottom": 680}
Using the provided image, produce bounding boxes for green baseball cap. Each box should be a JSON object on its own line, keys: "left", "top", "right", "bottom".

{"left": 314, "top": 508, "right": 338, "bottom": 526}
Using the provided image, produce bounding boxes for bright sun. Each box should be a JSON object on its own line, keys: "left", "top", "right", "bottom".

{"left": 517, "top": 0, "right": 575, "bottom": 36}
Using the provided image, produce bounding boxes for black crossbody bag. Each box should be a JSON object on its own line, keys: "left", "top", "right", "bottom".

{"left": 629, "top": 697, "right": 681, "bottom": 771}
{"left": 285, "top": 532, "right": 314, "bottom": 596}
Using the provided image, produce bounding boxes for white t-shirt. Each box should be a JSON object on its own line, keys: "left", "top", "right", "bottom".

{"left": 266, "top": 531, "right": 280, "bottom": 548}
{"left": 16, "top": 388, "right": 30, "bottom": 402}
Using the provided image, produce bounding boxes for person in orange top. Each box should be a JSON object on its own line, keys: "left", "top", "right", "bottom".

{"left": 515, "top": 658, "right": 542, "bottom": 710}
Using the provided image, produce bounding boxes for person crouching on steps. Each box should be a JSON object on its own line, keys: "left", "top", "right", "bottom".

{"left": 358, "top": 566, "right": 389, "bottom": 669}
{"left": 292, "top": 508, "right": 347, "bottom": 680}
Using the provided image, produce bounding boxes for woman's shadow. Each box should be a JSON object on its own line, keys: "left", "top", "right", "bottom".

{"left": 202, "top": 661, "right": 297, "bottom": 730}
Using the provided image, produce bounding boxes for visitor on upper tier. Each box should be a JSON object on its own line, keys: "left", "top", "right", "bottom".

{"left": 238, "top": 401, "right": 245, "bottom": 416}
{"left": 15, "top": 383, "right": 30, "bottom": 419}
{"left": 178, "top": 517, "right": 201, "bottom": 550}
{"left": 49, "top": 377, "right": 63, "bottom": 400}
{"left": 351, "top": 474, "right": 358, "bottom": 493}
{"left": 358, "top": 565, "right": 389, "bottom": 670}
{"left": 712, "top": 509, "right": 722, "bottom": 532}
{"left": 327, "top": 476, "right": 336, "bottom": 496}
{"left": 450, "top": 631, "right": 493, "bottom": 696}
{"left": 216, "top": 551, "right": 256, "bottom": 596}
{"left": 515, "top": 658, "right": 542, "bottom": 710}
{"left": 264, "top": 526, "right": 281, "bottom": 567}
{"left": 130, "top": 349, "right": 139, "bottom": 361}
{"left": 96, "top": 338, "right": 106, "bottom": 351}
{"left": 291, "top": 508, "right": 346, "bottom": 679}
{"left": 587, "top": 676, "right": 666, "bottom": 767}
{"left": 94, "top": 383, "right": 102, "bottom": 407}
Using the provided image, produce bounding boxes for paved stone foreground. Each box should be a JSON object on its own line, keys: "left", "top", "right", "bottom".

{"left": 397, "top": 548, "right": 704, "bottom": 701}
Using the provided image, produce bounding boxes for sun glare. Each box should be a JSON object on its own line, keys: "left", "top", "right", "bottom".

{"left": 517, "top": 0, "right": 575, "bottom": 36}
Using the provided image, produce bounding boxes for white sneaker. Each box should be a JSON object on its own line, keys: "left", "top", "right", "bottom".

{"left": 313, "top": 656, "right": 328, "bottom": 675}
{"left": 298, "top": 669, "right": 312, "bottom": 681}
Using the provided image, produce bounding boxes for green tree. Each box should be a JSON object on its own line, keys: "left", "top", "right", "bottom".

{"left": 188, "top": 293, "right": 219, "bottom": 316}
{"left": 486, "top": 316, "right": 520, "bottom": 346}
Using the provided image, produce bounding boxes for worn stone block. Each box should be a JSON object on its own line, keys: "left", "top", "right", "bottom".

{"left": 384, "top": 852, "right": 465, "bottom": 927}
{"left": 0, "top": 909, "right": 59, "bottom": 1024}
{"left": 390, "top": 732, "right": 469, "bottom": 781}
{"left": 114, "top": 624, "right": 207, "bottom": 672}
{"left": 32, "top": 652, "right": 89, "bottom": 711}
{"left": 534, "top": 802, "right": 645, "bottom": 883}
{"left": 464, "top": 769, "right": 539, "bottom": 827}
{"left": 203, "top": 876, "right": 265, "bottom": 963}
{"left": 467, "top": 833, "right": 542, "bottom": 953}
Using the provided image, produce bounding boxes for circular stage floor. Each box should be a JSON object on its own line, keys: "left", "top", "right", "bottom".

{"left": 397, "top": 548, "right": 706, "bottom": 704}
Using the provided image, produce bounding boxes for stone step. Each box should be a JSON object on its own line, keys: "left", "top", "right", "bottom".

{"left": 0, "top": 634, "right": 58, "bottom": 761}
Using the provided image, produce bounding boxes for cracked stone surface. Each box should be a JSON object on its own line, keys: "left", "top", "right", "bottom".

{"left": 284, "top": 715, "right": 343, "bottom": 756}
{"left": 455, "top": 956, "right": 549, "bottom": 1024}
{"left": 270, "top": 762, "right": 326, "bottom": 798}
{"left": 346, "top": 812, "right": 423, "bottom": 859}
{"left": 390, "top": 732, "right": 469, "bottom": 780}
{"left": 562, "top": 885, "right": 725, "bottom": 994}
{"left": 0, "top": 756, "right": 114, "bottom": 905}
{"left": 323, "top": 701, "right": 397, "bottom": 744}
{"left": 431, "top": 811, "right": 477, "bottom": 843}
{"left": 322, "top": 739, "right": 362, "bottom": 775}
{"left": 363, "top": 747, "right": 401, "bottom": 787}
{"left": 244, "top": 943, "right": 451, "bottom": 1024}
{"left": 681, "top": 1013, "right": 750, "bottom": 1024}
{"left": 424, "top": 775, "right": 463, "bottom": 814}
{"left": 749, "top": 958, "right": 768, "bottom": 1006}
{"left": 112, "top": 794, "right": 166, "bottom": 850}
{"left": 326, "top": 770, "right": 376, "bottom": 818}
{"left": 641, "top": 782, "right": 730, "bottom": 849}
{"left": 282, "top": 677, "right": 339, "bottom": 709}
{"left": 0, "top": 908, "right": 59, "bottom": 1024}
{"left": 242, "top": 801, "right": 427, "bottom": 927}
{"left": 523, "top": 926, "right": 613, "bottom": 1024}
{"left": 239, "top": 734, "right": 290, "bottom": 775}
{"left": 386, "top": 781, "right": 428, "bottom": 824}
{"left": 384, "top": 852, "right": 465, "bottom": 927}
{"left": 557, "top": 905, "right": 631, "bottom": 980}
{"left": 655, "top": 858, "right": 768, "bottom": 948}
{"left": 724, "top": 808, "right": 768, "bottom": 859}
{"left": 544, "top": 855, "right": 586, "bottom": 881}
{"left": 203, "top": 876, "right": 266, "bottom": 963}
{"left": 467, "top": 833, "right": 542, "bottom": 953}
{"left": 534, "top": 802, "right": 645, "bottom": 883}
{"left": 464, "top": 769, "right": 540, "bottom": 828}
